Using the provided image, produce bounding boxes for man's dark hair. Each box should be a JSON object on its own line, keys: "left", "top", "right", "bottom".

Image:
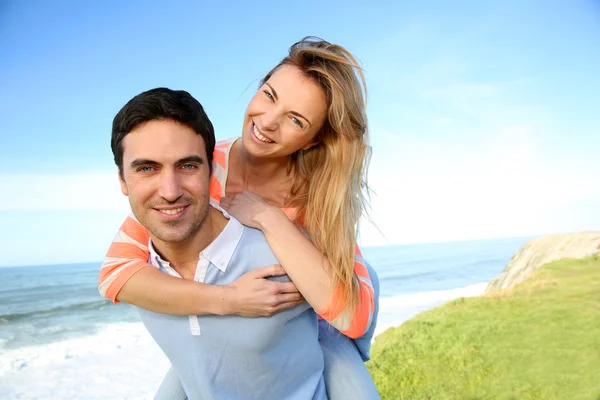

{"left": 111, "top": 88, "right": 215, "bottom": 176}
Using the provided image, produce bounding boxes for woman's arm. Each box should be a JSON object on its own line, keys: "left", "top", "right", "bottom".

{"left": 220, "top": 191, "right": 376, "bottom": 339}
{"left": 117, "top": 264, "right": 303, "bottom": 316}
{"left": 98, "top": 216, "right": 303, "bottom": 317}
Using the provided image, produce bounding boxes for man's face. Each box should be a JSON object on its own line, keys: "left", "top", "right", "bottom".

{"left": 119, "top": 119, "right": 211, "bottom": 243}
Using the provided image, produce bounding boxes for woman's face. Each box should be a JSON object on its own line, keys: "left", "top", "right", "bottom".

{"left": 242, "top": 64, "right": 327, "bottom": 159}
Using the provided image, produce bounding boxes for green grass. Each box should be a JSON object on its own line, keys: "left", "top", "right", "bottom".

{"left": 367, "top": 256, "right": 600, "bottom": 400}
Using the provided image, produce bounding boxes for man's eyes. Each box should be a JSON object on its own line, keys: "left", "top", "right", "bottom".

{"left": 135, "top": 164, "right": 199, "bottom": 173}
{"left": 180, "top": 163, "right": 198, "bottom": 170}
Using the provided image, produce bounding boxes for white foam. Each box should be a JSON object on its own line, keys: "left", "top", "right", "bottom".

{"left": 0, "top": 322, "right": 169, "bottom": 400}
{"left": 374, "top": 282, "right": 487, "bottom": 336}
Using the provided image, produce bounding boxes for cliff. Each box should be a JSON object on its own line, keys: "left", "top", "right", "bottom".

{"left": 485, "top": 232, "right": 600, "bottom": 293}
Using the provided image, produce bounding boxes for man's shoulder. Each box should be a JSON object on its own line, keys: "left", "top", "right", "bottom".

{"left": 234, "top": 225, "right": 278, "bottom": 261}
{"left": 237, "top": 224, "right": 269, "bottom": 246}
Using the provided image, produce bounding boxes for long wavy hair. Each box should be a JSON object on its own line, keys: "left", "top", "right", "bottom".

{"left": 260, "top": 37, "right": 371, "bottom": 317}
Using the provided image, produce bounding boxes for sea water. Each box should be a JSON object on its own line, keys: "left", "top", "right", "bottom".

{"left": 0, "top": 237, "right": 528, "bottom": 399}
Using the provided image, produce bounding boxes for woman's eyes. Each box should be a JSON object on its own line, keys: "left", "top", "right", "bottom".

{"left": 291, "top": 117, "right": 304, "bottom": 128}
{"left": 263, "top": 90, "right": 274, "bottom": 101}
{"left": 262, "top": 90, "right": 304, "bottom": 129}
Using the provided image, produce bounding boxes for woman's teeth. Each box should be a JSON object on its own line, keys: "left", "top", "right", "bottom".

{"left": 160, "top": 207, "right": 184, "bottom": 215}
{"left": 253, "top": 125, "right": 274, "bottom": 143}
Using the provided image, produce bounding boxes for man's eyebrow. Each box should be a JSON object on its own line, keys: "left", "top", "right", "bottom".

{"left": 130, "top": 159, "right": 160, "bottom": 169}
{"left": 265, "top": 82, "right": 312, "bottom": 128}
{"left": 177, "top": 155, "right": 205, "bottom": 165}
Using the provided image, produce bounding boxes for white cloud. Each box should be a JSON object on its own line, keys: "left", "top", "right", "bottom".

{"left": 359, "top": 125, "right": 600, "bottom": 247}
{"left": 0, "top": 210, "right": 131, "bottom": 267}
{"left": 357, "top": 20, "right": 600, "bottom": 247}
{"left": 1, "top": 127, "right": 598, "bottom": 256}
{"left": 0, "top": 172, "right": 130, "bottom": 211}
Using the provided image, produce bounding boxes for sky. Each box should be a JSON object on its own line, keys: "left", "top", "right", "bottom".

{"left": 1, "top": 0, "right": 599, "bottom": 266}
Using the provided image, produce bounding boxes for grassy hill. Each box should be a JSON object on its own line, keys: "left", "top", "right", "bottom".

{"left": 367, "top": 256, "right": 600, "bottom": 400}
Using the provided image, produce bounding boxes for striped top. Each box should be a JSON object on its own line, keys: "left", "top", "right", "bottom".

{"left": 98, "top": 138, "right": 376, "bottom": 339}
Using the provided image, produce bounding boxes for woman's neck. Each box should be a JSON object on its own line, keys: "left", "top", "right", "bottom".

{"left": 235, "top": 140, "right": 292, "bottom": 188}
{"left": 227, "top": 139, "right": 296, "bottom": 208}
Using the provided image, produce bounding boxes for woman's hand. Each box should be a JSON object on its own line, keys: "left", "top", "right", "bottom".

{"left": 220, "top": 190, "right": 285, "bottom": 230}
{"left": 225, "top": 264, "right": 304, "bottom": 317}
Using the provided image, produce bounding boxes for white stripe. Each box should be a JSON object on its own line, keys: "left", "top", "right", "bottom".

{"left": 101, "top": 256, "right": 141, "bottom": 268}
{"left": 189, "top": 316, "right": 201, "bottom": 336}
{"left": 328, "top": 310, "right": 352, "bottom": 332}
{"left": 112, "top": 230, "right": 148, "bottom": 251}
{"left": 358, "top": 276, "right": 373, "bottom": 289}
{"left": 98, "top": 260, "right": 144, "bottom": 297}
{"left": 211, "top": 162, "right": 226, "bottom": 184}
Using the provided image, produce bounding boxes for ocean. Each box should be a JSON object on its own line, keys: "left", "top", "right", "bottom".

{"left": 0, "top": 236, "right": 529, "bottom": 399}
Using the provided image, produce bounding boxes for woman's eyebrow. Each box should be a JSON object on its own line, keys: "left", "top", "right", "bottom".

{"left": 265, "top": 83, "right": 279, "bottom": 100}
{"left": 290, "top": 111, "right": 311, "bottom": 127}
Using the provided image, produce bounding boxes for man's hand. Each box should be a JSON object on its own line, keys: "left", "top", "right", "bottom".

{"left": 224, "top": 265, "right": 304, "bottom": 317}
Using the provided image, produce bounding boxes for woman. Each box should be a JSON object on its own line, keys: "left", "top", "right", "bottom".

{"left": 99, "top": 37, "right": 379, "bottom": 399}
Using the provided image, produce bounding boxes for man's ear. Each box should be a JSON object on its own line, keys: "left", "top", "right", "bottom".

{"left": 118, "top": 169, "right": 128, "bottom": 196}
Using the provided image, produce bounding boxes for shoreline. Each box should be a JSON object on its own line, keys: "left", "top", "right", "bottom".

{"left": 2, "top": 269, "right": 504, "bottom": 399}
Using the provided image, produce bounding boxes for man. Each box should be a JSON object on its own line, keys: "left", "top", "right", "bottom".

{"left": 112, "top": 88, "right": 327, "bottom": 399}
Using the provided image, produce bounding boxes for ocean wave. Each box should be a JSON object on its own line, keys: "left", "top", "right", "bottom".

{"left": 373, "top": 282, "right": 488, "bottom": 336}
{"left": 379, "top": 282, "right": 488, "bottom": 311}
{"left": 0, "top": 322, "right": 160, "bottom": 373}
{"left": 0, "top": 322, "right": 170, "bottom": 399}
{"left": 0, "top": 299, "right": 111, "bottom": 322}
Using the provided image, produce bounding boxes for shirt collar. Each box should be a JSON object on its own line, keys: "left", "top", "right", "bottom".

{"left": 148, "top": 201, "right": 243, "bottom": 273}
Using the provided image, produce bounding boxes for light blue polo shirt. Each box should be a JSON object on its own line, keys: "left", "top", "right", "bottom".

{"left": 136, "top": 206, "right": 327, "bottom": 400}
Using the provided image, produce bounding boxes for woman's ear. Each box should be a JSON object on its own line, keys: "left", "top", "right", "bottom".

{"left": 302, "top": 138, "right": 320, "bottom": 151}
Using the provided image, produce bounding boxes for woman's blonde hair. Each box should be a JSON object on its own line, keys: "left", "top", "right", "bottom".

{"left": 260, "top": 37, "right": 371, "bottom": 317}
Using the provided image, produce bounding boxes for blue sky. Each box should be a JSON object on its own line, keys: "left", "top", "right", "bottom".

{"left": 1, "top": 0, "right": 599, "bottom": 266}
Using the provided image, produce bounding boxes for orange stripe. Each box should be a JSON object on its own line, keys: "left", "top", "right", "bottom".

{"left": 354, "top": 260, "right": 370, "bottom": 279}
{"left": 339, "top": 283, "right": 373, "bottom": 338}
{"left": 100, "top": 236, "right": 149, "bottom": 285}
{"left": 209, "top": 175, "right": 223, "bottom": 203}
{"left": 105, "top": 261, "right": 150, "bottom": 303}
{"left": 120, "top": 217, "right": 150, "bottom": 246}
{"left": 355, "top": 245, "right": 363, "bottom": 257}
{"left": 104, "top": 242, "right": 148, "bottom": 260}
{"left": 280, "top": 207, "right": 298, "bottom": 220}
{"left": 317, "top": 255, "right": 375, "bottom": 336}
{"left": 212, "top": 148, "right": 226, "bottom": 169}
{"left": 316, "top": 285, "right": 346, "bottom": 321}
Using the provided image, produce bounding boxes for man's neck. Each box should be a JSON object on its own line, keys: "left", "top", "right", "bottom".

{"left": 151, "top": 206, "right": 228, "bottom": 279}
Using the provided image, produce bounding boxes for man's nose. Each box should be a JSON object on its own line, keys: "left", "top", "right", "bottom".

{"left": 157, "top": 170, "right": 183, "bottom": 202}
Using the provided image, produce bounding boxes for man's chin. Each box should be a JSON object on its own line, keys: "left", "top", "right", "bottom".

{"left": 146, "top": 222, "right": 195, "bottom": 244}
